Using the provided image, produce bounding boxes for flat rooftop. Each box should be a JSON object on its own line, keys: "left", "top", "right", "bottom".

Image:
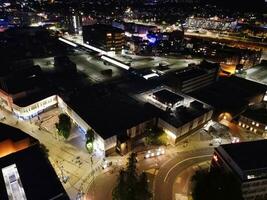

{"left": 242, "top": 104, "right": 267, "bottom": 125}
{"left": 67, "top": 87, "right": 160, "bottom": 139}
{"left": 0, "top": 65, "right": 44, "bottom": 95}
{"left": 13, "top": 89, "right": 55, "bottom": 107}
{"left": 242, "top": 61, "right": 267, "bottom": 86}
{"left": 189, "top": 76, "right": 267, "bottom": 116}
{"left": 153, "top": 89, "right": 184, "bottom": 105}
{"left": 83, "top": 24, "right": 124, "bottom": 33}
{"left": 0, "top": 123, "right": 37, "bottom": 143}
{"left": 217, "top": 140, "right": 267, "bottom": 174}
{"left": 0, "top": 144, "right": 69, "bottom": 200}
{"left": 160, "top": 103, "right": 210, "bottom": 128}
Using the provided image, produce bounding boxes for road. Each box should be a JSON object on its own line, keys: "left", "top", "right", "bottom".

{"left": 154, "top": 148, "right": 213, "bottom": 200}
{"left": 85, "top": 139, "right": 214, "bottom": 200}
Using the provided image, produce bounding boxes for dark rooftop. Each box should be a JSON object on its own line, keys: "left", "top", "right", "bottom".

{"left": 172, "top": 68, "right": 207, "bottom": 82}
{"left": 13, "top": 89, "right": 56, "bottom": 107}
{"left": 217, "top": 140, "right": 267, "bottom": 172}
{"left": 67, "top": 87, "right": 161, "bottom": 139}
{"left": 0, "top": 144, "right": 69, "bottom": 200}
{"left": 242, "top": 104, "right": 267, "bottom": 125}
{"left": 0, "top": 65, "right": 45, "bottom": 95}
{"left": 83, "top": 24, "right": 124, "bottom": 33}
{"left": 0, "top": 123, "right": 37, "bottom": 143}
{"left": 153, "top": 89, "right": 184, "bottom": 105}
{"left": 189, "top": 76, "right": 267, "bottom": 116}
{"left": 160, "top": 103, "right": 210, "bottom": 128}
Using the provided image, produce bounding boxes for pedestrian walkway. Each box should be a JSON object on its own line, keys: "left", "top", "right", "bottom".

{"left": 0, "top": 108, "right": 103, "bottom": 200}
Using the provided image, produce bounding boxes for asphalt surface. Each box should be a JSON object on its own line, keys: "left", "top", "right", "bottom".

{"left": 154, "top": 148, "right": 213, "bottom": 200}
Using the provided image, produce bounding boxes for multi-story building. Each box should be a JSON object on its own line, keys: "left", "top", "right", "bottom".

{"left": 82, "top": 24, "right": 125, "bottom": 53}
{"left": 238, "top": 103, "right": 267, "bottom": 136}
{"left": 212, "top": 140, "right": 267, "bottom": 200}
{"left": 165, "top": 60, "right": 220, "bottom": 94}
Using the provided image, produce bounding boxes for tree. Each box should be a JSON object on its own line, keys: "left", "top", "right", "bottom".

{"left": 144, "top": 127, "right": 168, "bottom": 146}
{"left": 112, "top": 170, "right": 128, "bottom": 200}
{"left": 137, "top": 172, "right": 152, "bottom": 200}
{"left": 85, "top": 129, "right": 95, "bottom": 154}
{"left": 191, "top": 168, "right": 243, "bottom": 200}
{"left": 55, "top": 113, "right": 71, "bottom": 139}
{"left": 113, "top": 153, "right": 152, "bottom": 200}
{"left": 40, "top": 143, "right": 49, "bottom": 158}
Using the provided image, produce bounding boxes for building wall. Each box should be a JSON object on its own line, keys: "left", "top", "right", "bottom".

{"left": 83, "top": 25, "right": 125, "bottom": 53}
{"left": 212, "top": 149, "right": 267, "bottom": 200}
{"left": 242, "top": 179, "right": 267, "bottom": 200}
{"left": 238, "top": 116, "right": 267, "bottom": 135}
{"left": 57, "top": 96, "right": 105, "bottom": 157}
{"left": 0, "top": 89, "right": 13, "bottom": 111}
{"left": 12, "top": 95, "right": 58, "bottom": 119}
{"left": 0, "top": 138, "right": 30, "bottom": 158}
{"left": 158, "top": 109, "right": 213, "bottom": 145}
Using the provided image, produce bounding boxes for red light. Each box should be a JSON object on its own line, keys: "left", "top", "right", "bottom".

{"left": 213, "top": 155, "right": 218, "bottom": 162}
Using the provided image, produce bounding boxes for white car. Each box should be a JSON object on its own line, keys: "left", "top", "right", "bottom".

{"left": 144, "top": 148, "right": 165, "bottom": 159}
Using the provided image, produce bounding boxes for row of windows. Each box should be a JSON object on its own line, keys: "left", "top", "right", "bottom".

{"left": 238, "top": 122, "right": 258, "bottom": 133}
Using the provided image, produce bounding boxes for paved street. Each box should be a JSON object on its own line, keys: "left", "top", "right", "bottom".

{"left": 173, "top": 161, "right": 210, "bottom": 200}
{"left": 154, "top": 148, "right": 213, "bottom": 200}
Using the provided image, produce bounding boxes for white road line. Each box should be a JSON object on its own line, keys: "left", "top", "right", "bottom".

{"left": 163, "top": 154, "right": 212, "bottom": 182}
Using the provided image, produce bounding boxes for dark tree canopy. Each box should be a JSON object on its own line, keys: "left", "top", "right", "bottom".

{"left": 55, "top": 113, "right": 71, "bottom": 139}
{"left": 113, "top": 153, "right": 152, "bottom": 200}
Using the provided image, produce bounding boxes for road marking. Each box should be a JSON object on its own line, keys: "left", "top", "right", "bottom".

{"left": 164, "top": 154, "right": 212, "bottom": 182}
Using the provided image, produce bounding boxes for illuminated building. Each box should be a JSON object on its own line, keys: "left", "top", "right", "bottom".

{"left": 141, "top": 87, "right": 213, "bottom": 145}
{"left": 64, "top": 13, "right": 82, "bottom": 34}
{"left": 165, "top": 60, "right": 220, "bottom": 93}
{"left": 212, "top": 140, "right": 267, "bottom": 200}
{"left": 238, "top": 103, "right": 267, "bottom": 136}
{"left": 82, "top": 24, "right": 125, "bottom": 54}
{"left": 185, "top": 16, "right": 237, "bottom": 31}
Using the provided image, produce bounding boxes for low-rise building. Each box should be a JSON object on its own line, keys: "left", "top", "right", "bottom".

{"left": 141, "top": 87, "right": 213, "bottom": 145}
{"left": 212, "top": 140, "right": 267, "bottom": 200}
